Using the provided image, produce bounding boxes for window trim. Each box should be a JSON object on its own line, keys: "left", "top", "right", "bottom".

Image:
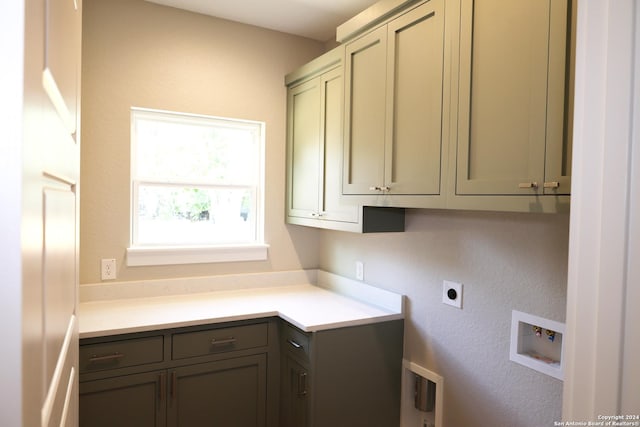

{"left": 128, "top": 107, "right": 267, "bottom": 265}
{"left": 126, "top": 244, "right": 269, "bottom": 266}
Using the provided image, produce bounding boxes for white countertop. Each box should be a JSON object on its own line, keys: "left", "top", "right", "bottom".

{"left": 79, "top": 270, "right": 404, "bottom": 338}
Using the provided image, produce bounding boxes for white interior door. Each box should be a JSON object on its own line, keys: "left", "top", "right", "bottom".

{"left": 20, "top": 0, "right": 82, "bottom": 426}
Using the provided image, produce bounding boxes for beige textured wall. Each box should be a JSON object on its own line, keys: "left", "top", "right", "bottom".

{"left": 80, "top": 0, "right": 325, "bottom": 283}
{"left": 320, "top": 209, "right": 569, "bottom": 427}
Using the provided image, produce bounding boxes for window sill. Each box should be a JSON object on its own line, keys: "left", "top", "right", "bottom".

{"left": 126, "top": 244, "right": 269, "bottom": 266}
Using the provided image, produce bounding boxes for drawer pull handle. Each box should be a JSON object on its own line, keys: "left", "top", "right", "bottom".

{"left": 210, "top": 337, "right": 236, "bottom": 346}
{"left": 297, "top": 371, "right": 308, "bottom": 397}
{"left": 88, "top": 352, "right": 125, "bottom": 363}
{"left": 287, "top": 339, "right": 302, "bottom": 349}
{"left": 518, "top": 182, "right": 539, "bottom": 189}
{"left": 544, "top": 181, "right": 560, "bottom": 188}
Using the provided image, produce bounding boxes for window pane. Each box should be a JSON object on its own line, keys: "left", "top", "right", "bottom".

{"left": 134, "top": 115, "right": 259, "bottom": 185}
{"left": 131, "top": 108, "right": 264, "bottom": 249}
{"left": 136, "top": 185, "right": 256, "bottom": 245}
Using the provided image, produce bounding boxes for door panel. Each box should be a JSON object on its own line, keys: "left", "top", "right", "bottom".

{"left": 44, "top": 0, "right": 81, "bottom": 135}
{"left": 42, "top": 186, "right": 79, "bottom": 427}
{"left": 288, "top": 79, "right": 321, "bottom": 218}
{"left": 386, "top": 0, "right": 444, "bottom": 195}
{"left": 280, "top": 354, "right": 309, "bottom": 427}
{"left": 544, "top": 0, "right": 573, "bottom": 195}
{"left": 44, "top": 347, "right": 78, "bottom": 427}
{"left": 321, "top": 68, "right": 358, "bottom": 223}
{"left": 343, "top": 26, "right": 387, "bottom": 194}
{"left": 26, "top": 0, "right": 82, "bottom": 425}
{"left": 456, "top": 0, "right": 550, "bottom": 194}
{"left": 79, "top": 371, "right": 166, "bottom": 427}
{"left": 43, "top": 188, "right": 76, "bottom": 390}
{"left": 168, "top": 355, "right": 267, "bottom": 427}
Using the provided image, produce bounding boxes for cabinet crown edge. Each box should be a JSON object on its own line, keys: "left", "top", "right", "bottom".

{"left": 336, "top": 0, "right": 424, "bottom": 43}
{"left": 284, "top": 46, "right": 344, "bottom": 87}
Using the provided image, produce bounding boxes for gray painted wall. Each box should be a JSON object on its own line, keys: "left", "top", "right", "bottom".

{"left": 320, "top": 209, "right": 569, "bottom": 427}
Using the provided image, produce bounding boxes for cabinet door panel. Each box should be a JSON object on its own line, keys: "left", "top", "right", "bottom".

{"left": 169, "top": 354, "right": 267, "bottom": 427}
{"left": 79, "top": 370, "right": 166, "bottom": 427}
{"left": 386, "top": 0, "right": 444, "bottom": 195}
{"left": 321, "top": 68, "right": 359, "bottom": 223}
{"left": 457, "top": 0, "right": 550, "bottom": 194}
{"left": 280, "top": 354, "right": 309, "bottom": 427}
{"left": 343, "top": 26, "right": 387, "bottom": 194}
{"left": 544, "top": 0, "right": 573, "bottom": 195}
{"left": 288, "top": 79, "right": 321, "bottom": 218}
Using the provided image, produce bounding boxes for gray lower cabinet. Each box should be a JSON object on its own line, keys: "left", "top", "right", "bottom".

{"left": 280, "top": 319, "right": 404, "bottom": 427}
{"left": 79, "top": 319, "right": 276, "bottom": 427}
{"left": 168, "top": 355, "right": 267, "bottom": 427}
{"left": 80, "top": 370, "right": 166, "bottom": 427}
{"left": 280, "top": 352, "right": 309, "bottom": 427}
{"left": 79, "top": 318, "right": 404, "bottom": 427}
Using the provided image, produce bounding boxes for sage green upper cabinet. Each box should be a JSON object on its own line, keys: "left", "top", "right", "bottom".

{"left": 342, "top": 26, "right": 386, "bottom": 196}
{"left": 452, "top": 0, "right": 573, "bottom": 210}
{"left": 286, "top": 48, "right": 361, "bottom": 231}
{"left": 342, "top": 0, "right": 446, "bottom": 207}
{"left": 286, "top": 47, "right": 405, "bottom": 232}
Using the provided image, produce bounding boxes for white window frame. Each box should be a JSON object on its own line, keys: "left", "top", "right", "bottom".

{"left": 126, "top": 107, "right": 268, "bottom": 266}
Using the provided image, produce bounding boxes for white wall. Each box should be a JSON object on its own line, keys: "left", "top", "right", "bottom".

{"left": 80, "top": 0, "right": 325, "bottom": 283}
{"left": 320, "top": 209, "right": 569, "bottom": 427}
{"left": 0, "top": 1, "right": 24, "bottom": 425}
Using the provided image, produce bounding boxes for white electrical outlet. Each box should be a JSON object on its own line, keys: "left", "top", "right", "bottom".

{"left": 442, "top": 280, "right": 463, "bottom": 309}
{"left": 356, "top": 261, "right": 364, "bottom": 281}
{"left": 101, "top": 258, "right": 117, "bottom": 280}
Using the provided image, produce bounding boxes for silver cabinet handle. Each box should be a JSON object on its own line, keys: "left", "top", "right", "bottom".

{"left": 210, "top": 337, "right": 236, "bottom": 346}
{"left": 287, "top": 339, "right": 302, "bottom": 349}
{"left": 369, "top": 186, "right": 391, "bottom": 192}
{"left": 89, "top": 352, "right": 125, "bottom": 363}
{"left": 543, "top": 181, "right": 560, "bottom": 188}
{"left": 369, "top": 186, "right": 381, "bottom": 191}
{"left": 518, "top": 182, "right": 539, "bottom": 189}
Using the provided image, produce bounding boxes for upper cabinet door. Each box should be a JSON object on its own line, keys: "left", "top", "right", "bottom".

{"left": 287, "top": 78, "right": 322, "bottom": 219}
{"left": 456, "top": 0, "right": 568, "bottom": 195}
{"left": 343, "top": 26, "right": 388, "bottom": 195}
{"left": 320, "top": 68, "right": 359, "bottom": 223}
{"left": 544, "top": 0, "right": 574, "bottom": 195}
{"left": 343, "top": 1, "right": 445, "bottom": 198}
{"left": 385, "top": 0, "right": 444, "bottom": 195}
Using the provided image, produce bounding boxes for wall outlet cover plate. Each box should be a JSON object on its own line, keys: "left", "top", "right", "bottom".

{"left": 442, "top": 280, "right": 462, "bottom": 308}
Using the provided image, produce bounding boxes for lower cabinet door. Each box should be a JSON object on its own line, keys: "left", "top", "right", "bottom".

{"left": 280, "top": 354, "right": 309, "bottom": 427}
{"left": 79, "top": 370, "right": 166, "bottom": 427}
{"left": 167, "top": 354, "right": 267, "bottom": 427}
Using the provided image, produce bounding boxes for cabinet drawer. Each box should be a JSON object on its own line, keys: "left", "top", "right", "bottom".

{"left": 172, "top": 322, "right": 268, "bottom": 360}
{"left": 281, "top": 323, "right": 311, "bottom": 361}
{"left": 80, "top": 336, "right": 164, "bottom": 374}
